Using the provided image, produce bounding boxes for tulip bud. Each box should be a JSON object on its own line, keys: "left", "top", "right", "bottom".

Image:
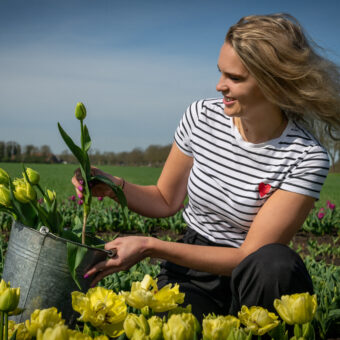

{"left": 123, "top": 314, "right": 149, "bottom": 339}
{"left": 24, "top": 168, "right": 40, "bottom": 185}
{"left": 13, "top": 178, "right": 37, "bottom": 203}
{"left": 0, "top": 184, "right": 12, "bottom": 208}
{"left": 75, "top": 102, "right": 87, "bottom": 120}
{"left": 47, "top": 189, "right": 56, "bottom": 202}
{"left": 0, "top": 168, "right": 10, "bottom": 186}
{"left": 202, "top": 314, "right": 240, "bottom": 340}
{"left": 0, "top": 279, "right": 20, "bottom": 313}
{"left": 148, "top": 316, "right": 163, "bottom": 340}
{"left": 162, "top": 313, "right": 201, "bottom": 340}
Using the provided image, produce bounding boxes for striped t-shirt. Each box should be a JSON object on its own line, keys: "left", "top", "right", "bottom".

{"left": 174, "top": 98, "right": 330, "bottom": 247}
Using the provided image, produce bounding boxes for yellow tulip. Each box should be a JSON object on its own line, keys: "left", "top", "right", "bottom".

{"left": 0, "top": 168, "right": 10, "bottom": 186}
{"left": 72, "top": 286, "right": 127, "bottom": 338}
{"left": 238, "top": 306, "right": 279, "bottom": 336}
{"left": 226, "top": 327, "right": 252, "bottom": 340}
{"left": 122, "top": 274, "right": 185, "bottom": 313}
{"left": 8, "top": 320, "right": 32, "bottom": 340}
{"left": 202, "top": 314, "right": 240, "bottom": 340}
{"left": 148, "top": 316, "right": 163, "bottom": 340}
{"left": 25, "top": 307, "right": 65, "bottom": 337}
{"left": 0, "top": 279, "right": 20, "bottom": 312}
{"left": 162, "top": 313, "right": 201, "bottom": 340}
{"left": 36, "top": 325, "right": 69, "bottom": 340}
{"left": 75, "top": 102, "right": 87, "bottom": 120}
{"left": 273, "top": 292, "right": 318, "bottom": 325}
{"left": 46, "top": 189, "right": 56, "bottom": 202}
{"left": 123, "top": 314, "right": 149, "bottom": 339}
{"left": 24, "top": 168, "right": 40, "bottom": 185}
{"left": 0, "top": 184, "right": 12, "bottom": 208}
{"left": 13, "top": 178, "right": 37, "bottom": 203}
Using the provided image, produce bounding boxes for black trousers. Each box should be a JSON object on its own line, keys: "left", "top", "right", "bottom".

{"left": 157, "top": 228, "right": 313, "bottom": 322}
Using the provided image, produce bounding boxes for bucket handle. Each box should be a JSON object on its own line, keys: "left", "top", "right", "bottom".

{"left": 39, "top": 226, "right": 116, "bottom": 258}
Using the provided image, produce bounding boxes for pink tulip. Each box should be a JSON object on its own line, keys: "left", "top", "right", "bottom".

{"left": 77, "top": 193, "right": 83, "bottom": 199}
{"left": 327, "top": 200, "right": 335, "bottom": 210}
{"left": 69, "top": 195, "right": 76, "bottom": 201}
{"left": 79, "top": 179, "right": 84, "bottom": 185}
{"left": 317, "top": 212, "right": 325, "bottom": 219}
{"left": 98, "top": 196, "right": 103, "bottom": 201}
{"left": 78, "top": 199, "right": 83, "bottom": 205}
{"left": 78, "top": 185, "right": 83, "bottom": 192}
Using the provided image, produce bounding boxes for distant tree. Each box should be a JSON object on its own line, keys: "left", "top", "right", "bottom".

{"left": 0, "top": 142, "right": 4, "bottom": 161}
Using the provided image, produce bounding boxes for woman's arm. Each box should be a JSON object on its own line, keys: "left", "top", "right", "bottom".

{"left": 87, "top": 187, "right": 315, "bottom": 285}
{"left": 72, "top": 142, "right": 193, "bottom": 218}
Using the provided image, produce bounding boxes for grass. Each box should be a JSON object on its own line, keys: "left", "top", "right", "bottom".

{"left": 0, "top": 162, "right": 339, "bottom": 207}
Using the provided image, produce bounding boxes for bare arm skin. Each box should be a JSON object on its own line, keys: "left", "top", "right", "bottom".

{"left": 77, "top": 143, "right": 315, "bottom": 286}
{"left": 72, "top": 142, "right": 192, "bottom": 218}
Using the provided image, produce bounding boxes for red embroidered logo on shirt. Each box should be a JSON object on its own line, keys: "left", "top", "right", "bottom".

{"left": 258, "top": 182, "right": 271, "bottom": 197}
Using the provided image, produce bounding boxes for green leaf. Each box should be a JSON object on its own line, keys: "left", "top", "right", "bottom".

{"left": 83, "top": 124, "right": 92, "bottom": 153}
{"left": 67, "top": 242, "right": 88, "bottom": 290}
{"left": 91, "top": 175, "right": 127, "bottom": 207}
{"left": 58, "top": 123, "right": 86, "bottom": 169}
{"left": 9, "top": 329, "right": 17, "bottom": 340}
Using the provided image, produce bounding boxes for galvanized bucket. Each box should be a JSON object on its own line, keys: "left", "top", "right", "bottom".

{"left": 2, "top": 221, "right": 114, "bottom": 325}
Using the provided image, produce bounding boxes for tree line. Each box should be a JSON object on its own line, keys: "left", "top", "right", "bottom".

{"left": 0, "top": 141, "right": 172, "bottom": 167}
{"left": 1, "top": 132, "right": 339, "bottom": 171}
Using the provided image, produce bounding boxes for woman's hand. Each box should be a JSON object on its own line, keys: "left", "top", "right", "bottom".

{"left": 84, "top": 236, "right": 151, "bottom": 286}
{"left": 71, "top": 166, "right": 121, "bottom": 199}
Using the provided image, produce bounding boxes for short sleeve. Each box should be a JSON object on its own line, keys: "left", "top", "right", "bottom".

{"left": 174, "top": 101, "right": 200, "bottom": 157}
{"left": 280, "top": 144, "right": 330, "bottom": 199}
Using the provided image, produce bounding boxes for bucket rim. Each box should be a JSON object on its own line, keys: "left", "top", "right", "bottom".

{"left": 12, "top": 220, "right": 116, "bottom": 258}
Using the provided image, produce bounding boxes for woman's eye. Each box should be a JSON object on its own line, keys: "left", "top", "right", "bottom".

{"left": 229, "top": 75, "right": 240, "bottom": 81}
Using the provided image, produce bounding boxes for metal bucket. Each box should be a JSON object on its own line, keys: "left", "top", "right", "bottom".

{"left": 2, "top": 221, "right": 113, "bottom": 325}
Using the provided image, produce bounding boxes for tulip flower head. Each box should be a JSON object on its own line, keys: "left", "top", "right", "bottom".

{"left": 202, "top": 314, "right": 240, "bottom": 340}
{"left": 273, "top": 292, "right": 317, "bottom": 325}
{"left": 0, "top": 184, "right": 12, "bottom": 208}
{"left": 327, "top": 200, "right": 336, "bottom": 210}
{"left": 162, "top": 313, "right": 201, "bottom": 340}
{"left": 25, "top": 307, "right": 65, "bottom": 337}
{"left": 75, "top": 102, "right": 87, "bottom": 120}
{"left": 8, "top": 320, "right": 31, "bottom": 340}
{"left": 0, "top": 168, "right": 10, "bottom": 186}
{"left": 24, "top": 168, "right": 40, "bottom": 185}
{"left": 317, "top": 211, "right": 325, "bottom": 219}
{"left": 13, "top": 178, "right": 37, "bottom": 204}
{"left": 238, "top": 306, "right": 279, "bottom": 336}
{"left": 0, "top": 279, "right": 20, "bottom": 313}
{"left": 72, "top": 286, "right": 127, "bottom": 338}
{"left": 121, "top": 274, "right": 185, "bottom": 313}
{"left": 36, "top": 324, "right": 69, "bottom": 340}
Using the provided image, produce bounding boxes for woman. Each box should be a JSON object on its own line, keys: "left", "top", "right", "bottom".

{"left": 73, "top": 13, "right": 340, "bottom": 319}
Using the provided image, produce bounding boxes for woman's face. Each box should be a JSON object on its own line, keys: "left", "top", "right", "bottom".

{"left": 216, "top": 43, "right": 272, "bottom": 119}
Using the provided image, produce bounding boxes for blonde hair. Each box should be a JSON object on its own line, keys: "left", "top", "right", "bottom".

{"left": 226, "top": 13, "right": 340, "bottom": 137}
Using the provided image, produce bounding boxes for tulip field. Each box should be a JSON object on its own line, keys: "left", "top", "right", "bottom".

{"left": 0, "top": 163, "right": 339, "bottom": 339}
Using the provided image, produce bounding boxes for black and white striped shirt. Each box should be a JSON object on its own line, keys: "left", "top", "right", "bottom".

{"left": 174, "top": 98, "right": 330, "bottom": 247}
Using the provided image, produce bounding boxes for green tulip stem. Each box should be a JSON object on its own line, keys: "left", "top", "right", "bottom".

{"left": 80, "top": 119, "right": 85, "bottom": 151}
{"left": 0, "top": 311, "right": 3, "bottom": 340}
{"left": 36, "top": 183, "right": 47, "bottom": 200}
{"left": 82, "top": 204, "right": 90, "bottom": 244}
{"left": 3, "top": 313, "right": 7, "bottom": 340}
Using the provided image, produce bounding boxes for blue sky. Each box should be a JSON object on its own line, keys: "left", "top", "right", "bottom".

{"left": 1, "top": 0, "right": 339, "bottom": 154}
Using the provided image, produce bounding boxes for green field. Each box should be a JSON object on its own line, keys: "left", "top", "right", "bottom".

{"left": 0, "top": 162, "right": 339, "bottom": 207}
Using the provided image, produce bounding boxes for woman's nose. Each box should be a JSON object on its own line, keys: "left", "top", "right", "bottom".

{"left": 216, "top": 75, "right": 228, "bottom": 92}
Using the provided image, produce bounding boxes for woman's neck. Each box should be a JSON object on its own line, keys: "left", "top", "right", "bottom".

{"left": 234, "top": 111, "right": 287, "bottom": 144}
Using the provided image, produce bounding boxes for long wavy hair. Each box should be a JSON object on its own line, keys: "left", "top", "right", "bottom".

{"left": 226, "top": 13, "right": 340, "bottom": 138}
